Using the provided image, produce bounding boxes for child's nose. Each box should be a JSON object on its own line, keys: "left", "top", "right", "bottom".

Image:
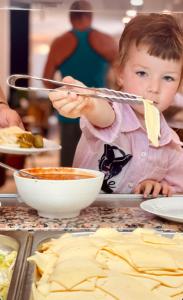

{"left": 147, "top": 79, "right": 160, "bottom": 94}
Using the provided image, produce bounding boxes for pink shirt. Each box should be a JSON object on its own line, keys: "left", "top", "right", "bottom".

{"left": 73, "top": 103, "right": 183, "bottom": 194}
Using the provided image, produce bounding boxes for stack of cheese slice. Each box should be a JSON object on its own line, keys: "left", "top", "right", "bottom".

{"left": 28, "top": 228, "right": 183, "bottom": 300}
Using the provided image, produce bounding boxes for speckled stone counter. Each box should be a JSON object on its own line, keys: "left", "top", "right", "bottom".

{"left": 0, "top": 199, "right": 182, "bottom": 232}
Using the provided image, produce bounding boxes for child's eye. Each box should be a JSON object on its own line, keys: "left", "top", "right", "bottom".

{"left": 136, "top": 71, "right": 147, "bottom": 77}
{"left": 163, "top": 76, "right": 175, "bottom": 82}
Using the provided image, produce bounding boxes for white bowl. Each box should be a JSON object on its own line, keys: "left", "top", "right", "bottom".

{"left": 14, "top": 167, "right": 104, "bottom": 219}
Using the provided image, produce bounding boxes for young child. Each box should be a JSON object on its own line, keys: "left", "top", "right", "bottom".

{"left": 49, "top": 13, "right": 183, "bottom": 198}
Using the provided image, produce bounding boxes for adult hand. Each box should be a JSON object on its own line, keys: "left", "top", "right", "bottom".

{"left": 133, "top": 179, "right": 172, "bottom": 198}
{"left": 49, "top": 76, "right": 94, "bottom": 118}
{"left": 0, "top": 104, "right": 24, "bottom": 129}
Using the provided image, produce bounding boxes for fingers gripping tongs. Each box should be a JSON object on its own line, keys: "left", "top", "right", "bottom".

{"left": 7, "top": 74, "right": 144, "bottom": 105}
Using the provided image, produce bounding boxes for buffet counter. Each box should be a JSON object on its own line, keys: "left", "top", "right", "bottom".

{"left": 0, "top": 194, "right": 182, "bottom": 232}
{"left": 0, "top": 194, "right": 183, "bottom": 300}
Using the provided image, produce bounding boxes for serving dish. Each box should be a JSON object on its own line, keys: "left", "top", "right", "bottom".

{"left": 0, "top": 231, "right": 32, "bottom": 300}
{"left": 22, "top": 229, "right": 183, "bottom": 300}
{"left": 14, "top": 167, "right": 104, "bottom": 218}
{"left": 0, "top": 138, "right": 61, "bottom": 155}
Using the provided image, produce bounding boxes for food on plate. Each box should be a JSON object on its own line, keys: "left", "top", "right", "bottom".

{"left": 0, "top": 126, "right": 43, "bottom": 148}
{"left": 0, "top": 249, "right": 17, "bottom": 300}
{"left": 28, "top": 228, "right": 183, "bottom": 300}
{"left": 143, "top": 99, "right": 160, "bottom": 147}
{"left": 32, "top": 134, "right": 44, "bottom": 148}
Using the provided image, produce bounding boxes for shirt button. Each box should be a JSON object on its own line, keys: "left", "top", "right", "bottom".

{"left": 141, "top": 152, "right": 147, "bottom": 158}
{"left": 128, "top": 182, "right": 133, "bottom": 188}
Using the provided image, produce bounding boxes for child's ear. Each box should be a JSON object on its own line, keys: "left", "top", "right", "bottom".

{"left": 116, "top": 66, "right": 124, "bottom": 89}
{"left": 177, "top": 79, "right": 183, "bottom": 93}
{"left": 117, "top": 77, "right": 124, "bottom": 88}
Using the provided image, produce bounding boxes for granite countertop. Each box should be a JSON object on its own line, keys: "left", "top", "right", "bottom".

{"left": 0, "top": 194, "right": 182, "bottom": 232}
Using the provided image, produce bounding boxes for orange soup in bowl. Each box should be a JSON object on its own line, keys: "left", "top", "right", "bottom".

{"left": 19, "top": 167, "right": 96, "bottom": 180}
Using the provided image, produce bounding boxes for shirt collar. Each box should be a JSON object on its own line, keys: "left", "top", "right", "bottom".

{"left": 158, "top": 114, "right": 183, "bottom": 147}
{"left": 121, "top": 104, "right": 182, "bottom": 147}
{"left": 121, "top": 104, "right": 141, "bottom": 132}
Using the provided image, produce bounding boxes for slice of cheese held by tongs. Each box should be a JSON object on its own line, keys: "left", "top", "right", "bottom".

{"left": 143, "top": 100, "right": 160, "bottom": 147}
{"left": 7, "top": 74, "right": 161, "bottom": 147}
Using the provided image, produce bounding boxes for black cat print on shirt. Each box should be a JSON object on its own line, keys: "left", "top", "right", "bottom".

{"left": 99, "top": 144, "right": 132, "bottom": 193}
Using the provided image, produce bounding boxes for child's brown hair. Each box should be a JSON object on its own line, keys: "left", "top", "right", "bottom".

{"left": 119, "top": 13, "right": 183, "bottom": 81}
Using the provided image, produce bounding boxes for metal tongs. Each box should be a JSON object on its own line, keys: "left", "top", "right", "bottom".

{"left": 7, "top": 74, "right": 144, "bottom": 105}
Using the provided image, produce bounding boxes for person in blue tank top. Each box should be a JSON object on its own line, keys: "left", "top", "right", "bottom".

{"left": 43, "top": 0, "right": 118, "bottom": 166}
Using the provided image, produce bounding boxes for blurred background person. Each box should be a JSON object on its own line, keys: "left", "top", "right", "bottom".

{"left": 0, "top": 85, "right": 23, "bottom": 128}
{"left": 43, "top": 0, "right": 118, "bottom": 167}
{"left": 0, "top": 84, "right": 24, "bottom": 186}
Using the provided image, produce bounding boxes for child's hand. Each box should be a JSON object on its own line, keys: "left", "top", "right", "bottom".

{"left": 49, "top": 76, "right": 94, "bottom": 118}
{"left": 133, "top": 180, "right": 172, "bottom": 198}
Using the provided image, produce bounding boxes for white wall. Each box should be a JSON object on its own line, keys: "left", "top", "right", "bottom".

{"left": 0, "top": 0, "right": 10, "bottom": 98}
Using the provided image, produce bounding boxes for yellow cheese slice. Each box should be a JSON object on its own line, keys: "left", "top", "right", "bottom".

{"left": 173, "top": 233, "right": 183, "bottom": 244}
{"left": 49, "top": 281, "right": 66, "bottom": 292}
{"left": 50, "top": 258, "right": 106, "bottom": 289}
{"left": 143, "top": 269, "right": 183, "bottom": 275}
{"left": 97, "top": 273, "right": 163, "bottom": 300}
{"left": 172, "top": 293, "right": 183, "bottom": 300}
{"left": 37, "top": 282, "right": 52, "bottom": 296}
{"left": 154, "top": 284, "right": 183, "bottom": 297}
{"left": 143, "top": 99, "right": 160, "bottom": 147}
{"left": 96, "top": 249, "right": 134, "bottom": 272}
{"left": 32, "top": 283, "right": 46, "bottom": 300}
{"left": 134, "top": 276, "right": 159, "bottom": 290}
{"left": 28, "top": 252, "right": 57, "bottom": 275}
{"left": 169, "top": 249, "right": 183, "bottom": 269}
{"left": 142, "top": 233, "right": 177, "bottom": 245}
{"left": 128, "top": 245, "right": 177, "bottom": 270}
{"left": 71, "top": 277, "right": 96, "bottom": 291}
{"left": 45, "top": 289, "right": 115, "bottom": 300}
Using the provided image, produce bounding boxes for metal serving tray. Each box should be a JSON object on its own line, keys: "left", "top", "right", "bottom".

{"left": 21, "top": 230, "right": 179, "bottom": 300}
{"left": 22, "top": 231, "right": 65, "bottom": 300}
{"left": 0, "top": 231, "right": 32, "bottom": 300}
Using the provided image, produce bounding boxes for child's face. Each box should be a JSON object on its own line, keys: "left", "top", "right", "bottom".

{"left": 118, "top": 43, "right": 182, "bottom": 114}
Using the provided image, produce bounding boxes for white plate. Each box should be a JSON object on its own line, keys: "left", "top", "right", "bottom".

{"left": 140, "top": 197, "right": 183, "bottom": 223}
{"left": 0, "top": 138, "right": 61, "bottom": 155}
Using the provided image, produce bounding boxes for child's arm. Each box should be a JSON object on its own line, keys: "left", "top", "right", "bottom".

{"left": 49, "top": 76, "right": 115, "bottom": 128}
{"left": 133, "top": 180, "right": 172, "bottom": 199}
